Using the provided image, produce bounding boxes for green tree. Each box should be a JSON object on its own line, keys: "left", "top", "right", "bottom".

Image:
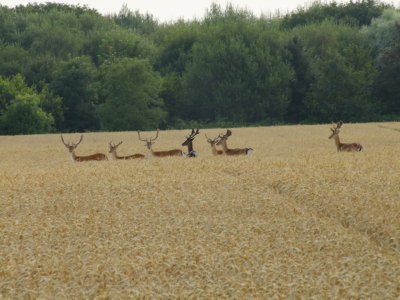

{"left": 1, "top": 94, "right": 54, "bottom": 134}
{"left": 0, "top": 74, "right": 29, "bottom": 113}
{"left": 294, "top": 21, "right": 377, "bottom": 122}
{"left": 97, "top": 57, "right": 166, "bottom": 131}
{"left": 111, "top": 4, "right": 158, "bottom": 35}
{"left": 51, "top": 56, "right": 99, "bottom": 131}
{"left": 362, "top": 9, "right": 400, "bottom": 116}
{"left": 96, "top": 27, "right": 156, "bottom": 65}
{"left": 0, "top": 43, "right": 29, "bottom": 77}
{"left": 281, "top": 0, "right": 392, "bottom": 29}
{"left": 183, "top": 5, "right": 293, "bottom": 124}
{"left": 154, "top": 21, "right": 199, "bottom": 124}
{"left": 0, "top": 74, "right": 62, "bottom": 132}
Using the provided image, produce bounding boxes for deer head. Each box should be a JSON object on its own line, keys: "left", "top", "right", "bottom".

{"left": 182, "top": 128, "right": 200, "bottom": 146}
{"left": 108, "top": 141, "right": 123, "bottom": 153}
{"left": 216, "top": 129, "right": 232, "bottom": 146}
{"left": 329, "top": 121, "right": 343, "bottom": 139}
{"left": 205, "top": 134, "right": 220, "bottom": 146}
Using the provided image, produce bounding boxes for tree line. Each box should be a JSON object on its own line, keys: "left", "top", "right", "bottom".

{"left": 0, "top": 1, "right": 399, "bottom": 134}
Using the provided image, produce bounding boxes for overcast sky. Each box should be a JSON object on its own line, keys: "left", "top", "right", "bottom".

{"left": 2, "top": 0, "right": 397, "bottom": 22}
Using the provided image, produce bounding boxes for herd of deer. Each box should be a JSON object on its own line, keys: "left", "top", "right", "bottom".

{"left": 61, "top": 121, "right": 363, "bottom": 162}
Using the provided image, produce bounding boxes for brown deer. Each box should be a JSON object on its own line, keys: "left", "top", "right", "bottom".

{"left": 61, "top": 135, "right": 107, "bottom": 162}
{"left": 216, "top": 129, "right": 254, "bottom": 155}
{"left": 329, "top": 121, "right": 363, "bottom": 152}
{"left": 182, "top": 128, "right": 200, "bottom": 157}
{"left": 137, "top": 129, "right": 184, "bottom": 158}
{"left": 108, "top": 141, "right": 145, "bottom": 160}
{"left": 205, "top": 134, "right": 223, "bottom": 155}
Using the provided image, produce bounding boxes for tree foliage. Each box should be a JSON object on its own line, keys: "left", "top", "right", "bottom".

{"left": 0, "top": 2, "right": 398, "bottom": 134}
{"left": 97, "top": 58, "right": 165, "bottom": 131}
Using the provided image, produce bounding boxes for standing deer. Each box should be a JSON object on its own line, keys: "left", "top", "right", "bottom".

{"left": 205, "top": 134, "right": 223, "bottom": 155}
{"left": 329, "top": 121, "right": 363, "bottom": 152}
{"left": 108, "top": 141, "right": 145, "bottom": 160}
{"left": 137, "top": 129, "right": 184, "bottom": 158}
{"left": 182, "top": 128, "right": 200, "bottom": 157}
{"left": 216, "top": 129, "right": 254, "bottom": 155}
{"left": 61, "top": 135, "right": 107, "bottom": 162}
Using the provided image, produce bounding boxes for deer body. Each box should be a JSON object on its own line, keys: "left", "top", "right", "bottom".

{"left": 329, "top": 122, "right": 363, "bottom": 152}
{"left": 148, "top": 148, "right": 184, "bottom": 157}
{"left": 61, "top": 135, "right": 107, "bottom": 162}
{"left": 331, "top": 135, "right": 363, "bottom": 152}
{"left": 69, "top": 152, "right": 107, "bottom": 162}
{"left": 109, "top": 142, "right": 145, "bottom": 160}
{"left": 219, "top": 139, "right": 254, "bottom": 155}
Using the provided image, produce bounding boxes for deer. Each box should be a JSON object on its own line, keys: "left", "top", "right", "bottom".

{"left": 137, "top": 129, "right": 184, "bottom": 158}
{"left": 216, "top": 129, "right": 254, "bottom": 155}
{"left": 61, "top": 135, "right": 107, "bottom": 162}
{"left": 329, "top": 121, "right": 363, "bottom": 152}
{"left": 108, "top": 141, "right": 145, "bottom": 160}
{"left": 182, "top": 128, "right": 200, "bottom": 157}
{"left": 205, "top": 134, "right": 224, "bottom": 156}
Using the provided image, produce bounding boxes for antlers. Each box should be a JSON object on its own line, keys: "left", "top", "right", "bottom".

{"left": 217, "top": 129, "right": 232, "bottom": 144}
{"left": 205, "top": 133, "right": 220, "bottom": 144}
{"left": 331, "top": 121, "right": 343, "bottom": 131}
{"left": 137, "top": 129, "right": 159, "bottom": 143}
{"left": 109, "top": 141, "right": 123, "bottom": 149}
{"left": 61, "top": 135, "right": 83, "bottom": 148}
{"left": 186, "top": 128, "right": 200, "bottom": 140}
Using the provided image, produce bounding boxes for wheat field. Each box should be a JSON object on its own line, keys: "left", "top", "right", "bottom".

{"left": 1, "top": 123, "right": 400, "bottom": 299}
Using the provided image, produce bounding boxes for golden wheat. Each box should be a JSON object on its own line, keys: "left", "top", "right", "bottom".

{"left": 1, "top": 123, "right": 400, "bottom": 298}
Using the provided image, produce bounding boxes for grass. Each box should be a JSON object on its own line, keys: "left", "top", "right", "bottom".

{"left": 1, "top": 123, "right": 400, "bottom": 298}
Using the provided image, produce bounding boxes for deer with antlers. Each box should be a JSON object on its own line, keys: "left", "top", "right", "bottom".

{"left": 182, "top": 128, "right": 200, "bottom": 157}
{"left": 216, "top": 129, "right": 254, "bottom": 155}
{"left": 329, "top": 121, "right": 363, "bottom": 152}
{"left": 137, "top": 129, "right": 184, "bottom": 158}
{"left": 61, "top": 135, "right": 107, "bottom": 162}
{"left": 108, "top": 141, "right": 145, "bottom": 160}
{"left": 205, "top": 134, "right": 224, "bottom": 156}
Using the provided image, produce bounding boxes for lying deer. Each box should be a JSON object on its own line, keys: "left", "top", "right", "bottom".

{"left": 137, "top": 129, "right": 184, "bottom": 158}
{"left": 329, "top": 121, "right": 363, "bottom": 152}
{"left": 216, "top": 129, "right": 254, "bottom": 155}
{"left": 182, "top": 128, "right": 200, "bottom": 157}
{"left": 61, "top": 135, "right": 107, "bottom": 162}
{"left": 108, "top": 141, "right": 145, "bottom": 160}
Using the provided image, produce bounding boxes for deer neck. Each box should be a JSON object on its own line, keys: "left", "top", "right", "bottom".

{"left": 111, "top": 151, "right": 119, "bottom": 160}
{"left": 146, "top": 147, "right": 154, "bottom": 158}
{"left": 220, "top": 139, "right": 229, "bottom": 153}
{"left": 333, "top": 134, "right": 342, "bottom": 151}
{"left": 210, "top": 144, "right": 218, "bottom": 155}
{"left": 187, "top": 141, "right": 194, "bottom": 153}
{"left": 69, "top": 150, "right": 77, "bottom": 162}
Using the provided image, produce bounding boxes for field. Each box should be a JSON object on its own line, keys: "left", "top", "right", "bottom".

{"left": 1, "top": 123, "right": 400, "bottom": 298}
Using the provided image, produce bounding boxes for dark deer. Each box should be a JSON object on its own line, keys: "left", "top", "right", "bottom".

{"left": 182, "top": 128, "right": 200, "bottom": 157}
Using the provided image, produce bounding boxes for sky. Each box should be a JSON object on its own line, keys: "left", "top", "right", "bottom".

{"left": 1, "top": 0, "right": 397, "bottom": 22}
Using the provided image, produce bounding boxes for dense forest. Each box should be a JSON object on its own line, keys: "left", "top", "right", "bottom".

{"left": 0, "top": 1, "right": 399, "bottom": 134}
